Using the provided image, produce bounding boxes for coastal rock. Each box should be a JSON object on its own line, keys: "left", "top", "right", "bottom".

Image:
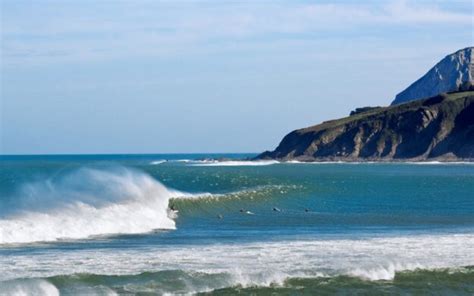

{"left": 392, "top": 47, "right": 474, "bottom": 105}
{"left": 350, "top": 106, "right": 383, "bottom": 116}
{"left": 257, "top": 91, "right": 474, "bottom": 161}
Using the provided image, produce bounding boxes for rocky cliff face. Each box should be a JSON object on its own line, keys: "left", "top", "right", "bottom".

{"left": 392, "top": 47, "right": 474, "bottom": 105}
{"left": 258, "top": 91, "right": 474, "bottom": 161}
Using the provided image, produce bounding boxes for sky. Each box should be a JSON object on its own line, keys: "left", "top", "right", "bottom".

{"left": 1, "top": 0, "right": 472, "bottom": 154}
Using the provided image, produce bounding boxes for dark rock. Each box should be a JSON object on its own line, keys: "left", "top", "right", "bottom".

{"left": 256, "top": 91, "right": 474, "bottom": 162}
{"left": 350, "top": 106, "right": 382, "bottom": 116}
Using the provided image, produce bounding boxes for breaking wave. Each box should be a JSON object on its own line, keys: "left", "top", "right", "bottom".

{"left": 0, "top": 167, "right": 177, "bottom": 244}
{"left": 190, "top": 160, "right": 279, "bottom": 166}
{"left": 0, "top": 166, "right": 293, "bottom": 245}
{"left": 2, "top": 266, "right": 473, "bottom": 295}
{"left": 1, "top": 279, "right": 60, "bottom": 296}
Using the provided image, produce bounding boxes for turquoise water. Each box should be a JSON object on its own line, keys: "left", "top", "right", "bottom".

{"left": 0, "top": 154, "right": 473, "bottom": 295}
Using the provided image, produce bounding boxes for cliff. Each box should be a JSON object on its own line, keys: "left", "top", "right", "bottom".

{"left": 392, "top": 47, "right": 474, "bottom": 105}
{"left": 257, "top": 91, "right": 474, "bottom": 162}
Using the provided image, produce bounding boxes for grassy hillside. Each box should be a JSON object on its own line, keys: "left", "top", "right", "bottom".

{"left": 258, "top": 91, "right": 474, "bottom": 161}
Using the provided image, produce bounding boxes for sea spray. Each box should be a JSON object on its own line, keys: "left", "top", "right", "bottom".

{"left": 0, "top": 167, "right": 176, "bottom": 244}
{"left": 1, "top": 279, "right": 60, "bottom": 296}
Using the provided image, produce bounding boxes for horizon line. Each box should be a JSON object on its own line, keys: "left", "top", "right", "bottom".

{"left": 0, "top": 152, "right": 260, "bottom": 157}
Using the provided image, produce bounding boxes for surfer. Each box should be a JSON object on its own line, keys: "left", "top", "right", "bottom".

{"left": 239, "top": 209, "right": 254, "bottom": 215}
{"left": 273, "top": 207, "right": 281, "bottom": 212}
{"left": 167, "top": 204, "right": 179, "bottom": 219}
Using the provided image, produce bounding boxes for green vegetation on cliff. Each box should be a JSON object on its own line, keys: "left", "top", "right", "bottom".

{"left": 258, "top": 91, "right": 474, "bottom": 161}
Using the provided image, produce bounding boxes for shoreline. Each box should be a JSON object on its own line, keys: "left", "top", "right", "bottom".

{"left": 256, "top": 158, "right": 474, "bottom": 164}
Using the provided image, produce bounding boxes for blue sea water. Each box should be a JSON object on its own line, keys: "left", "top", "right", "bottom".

{"left": 0, "top": 154, "right": 473, "bottom": 295}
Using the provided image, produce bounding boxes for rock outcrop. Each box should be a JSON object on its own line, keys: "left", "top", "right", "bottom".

{"left": 257, "top": 91, "right": 474, "bottom": 162}
{"left": 392, "top": 47, "right": 474, "bottom": 105}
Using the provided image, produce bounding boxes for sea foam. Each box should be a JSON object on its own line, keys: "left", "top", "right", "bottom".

{"left": 190, "top": 160, "right": 279, "bottom": 166}
{"left": 0, "top": 167, "right": 176, "bottom": 244}
{"left": 1, "top": 279, "right": 60, "bottom": 296}
{"left": 2, "top": 233, "right": 473, "bottom": 288}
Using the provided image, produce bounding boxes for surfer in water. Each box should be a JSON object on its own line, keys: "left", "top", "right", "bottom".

{"left": 239, "top": 209, "right": 255, "bottom": 215}
{"left": 167, "top": 204, "right": 179, "bottom": 219}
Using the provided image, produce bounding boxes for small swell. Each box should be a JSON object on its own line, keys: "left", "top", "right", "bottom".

{"left": 2, "top": 267, "right": 473, "bottom": 295}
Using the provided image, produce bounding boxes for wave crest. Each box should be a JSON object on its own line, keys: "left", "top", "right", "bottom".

{"left": 0, "top": 167, "right": 176, "bottom": 244}
{"left": 1, "top": 279, "right": 60, "bottom": 296}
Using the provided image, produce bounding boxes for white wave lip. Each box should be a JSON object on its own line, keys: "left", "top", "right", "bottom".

{"left": 1, "top": 279, "right": 60, "bottom": 296}
{"left": 1, "top": 233, "right": 473, "bottom": 289}
{"left": 191, "top": 160, "right": 279, "bottom": 166}
{"left": 0, "top": 167, "right": 176, "bottom": 244}
{"left": 407, "top": 161, "right": 474, "bottom": 165}
{"left": 168, "top": 188, "right": 214, "bottom": 199}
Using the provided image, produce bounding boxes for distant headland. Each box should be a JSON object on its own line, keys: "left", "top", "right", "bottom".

{"left": 257, "top": 47, "right": 474, "bottom": 162}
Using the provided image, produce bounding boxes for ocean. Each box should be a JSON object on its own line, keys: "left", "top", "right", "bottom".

{"left": 0, "top": 154, "right": 473, "bottom": 295}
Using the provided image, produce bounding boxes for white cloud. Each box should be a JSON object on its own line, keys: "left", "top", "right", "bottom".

{"left": 379, "top": 0, "right": 472, "bottom": 23}
{"left": 1, "top": 0, "right": 471, "bottom": 64}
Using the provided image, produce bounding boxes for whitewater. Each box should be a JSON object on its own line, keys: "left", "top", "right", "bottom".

{"left": 0, "top": 154, "right": 473, "bottom": 294}
{"left": 0, "top": 167, "right": 178, "bottom": 244}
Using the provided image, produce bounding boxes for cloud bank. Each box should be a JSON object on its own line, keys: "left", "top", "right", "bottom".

{"left": 1, "top": 0, "right": 471, "bottom": 64}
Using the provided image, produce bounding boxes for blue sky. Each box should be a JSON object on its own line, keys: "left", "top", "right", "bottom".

{"left": 1, "top": 0, "right": 472, "bottom": 154}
